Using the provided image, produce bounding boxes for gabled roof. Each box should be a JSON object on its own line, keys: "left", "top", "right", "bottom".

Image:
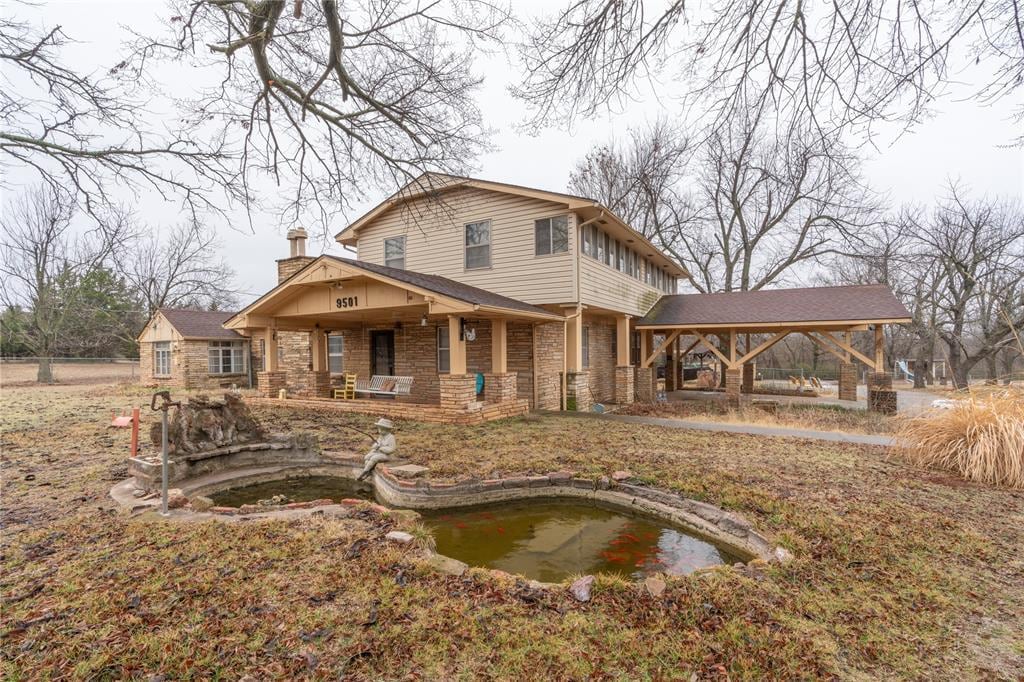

{"left": 638, "top": 284, "right": 912, "bottom": 329}
{"left": 333, "top": 172, "right": 687, "bottom": 277}
{"left": 158, "top": 308, "right": 243, "bottom": 339}
{"left": 334, "top": 173, "right": 596, "bottom": 242}
{"left": 224, "top": 255, "right": 565, "bottom": 327}
{"left": 323, "top": 257, "right": 559, "bottom": 317}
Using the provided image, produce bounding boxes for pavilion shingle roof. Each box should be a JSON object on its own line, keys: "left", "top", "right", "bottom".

{"left": 324, "top": 256, "right": 558, "bottom": 317}
{"left": 159, "top": 308, "right": 243, "bottom": 339}
{"left": 638, "top": 284, "right": 911, "bottom": 328}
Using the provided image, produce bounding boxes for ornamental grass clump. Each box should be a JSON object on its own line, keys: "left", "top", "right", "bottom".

{"left": 897, "top": 390, "right": 1024, "bottom": 488}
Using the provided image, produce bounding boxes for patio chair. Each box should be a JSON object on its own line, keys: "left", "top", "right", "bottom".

{"left": 333, "top": 373, "right": 357, "bottom": 400}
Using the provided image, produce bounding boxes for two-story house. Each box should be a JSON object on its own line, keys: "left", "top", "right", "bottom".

{"left": 139, "top": 173, "right": 911, "bottom": 421}
{"left": 220, "top": 174, "right": 685, "bottom": 421}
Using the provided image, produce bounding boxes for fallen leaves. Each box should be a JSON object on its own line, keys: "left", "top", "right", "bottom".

{"left": 0, "top": 382, "right": 1022, "bottom": 679}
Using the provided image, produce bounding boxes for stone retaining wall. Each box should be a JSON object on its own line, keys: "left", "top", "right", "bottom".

{"left": 129, "top": 439, "right": 322, "bottom": 488}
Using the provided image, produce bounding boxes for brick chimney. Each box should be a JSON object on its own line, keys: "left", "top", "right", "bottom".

{"left": 277, "top": 227, "right": 314, "bottom": 283}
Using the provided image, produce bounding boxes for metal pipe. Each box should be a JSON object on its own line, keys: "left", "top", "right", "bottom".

{"left": 160, "top": 409, "right": 169, "bottom": 517}
{"left": 129, "top": 407, "right": 140, "bottom": 458}
{"left": 150, "top": 390, "right": 180, "bottom": 518}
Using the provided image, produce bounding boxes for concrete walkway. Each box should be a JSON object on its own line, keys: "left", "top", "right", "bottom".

{"left": 560, "top": 410, "right": 896, "bottom": 447}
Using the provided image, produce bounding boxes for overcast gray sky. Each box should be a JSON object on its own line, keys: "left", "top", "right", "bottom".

{"left": 5, "top": 1, "right": 1023, "bottom": 298}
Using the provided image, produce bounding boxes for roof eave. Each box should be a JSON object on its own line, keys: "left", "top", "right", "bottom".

{"left": 634, "top": 317, "right": 914, "bottom": 330}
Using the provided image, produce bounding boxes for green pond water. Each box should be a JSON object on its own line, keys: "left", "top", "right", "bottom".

{"left": 208, "top": 475, "right": 373, "bottom": 507}
{"left": 423, "top": 499, "right": 742, "bottom": 582}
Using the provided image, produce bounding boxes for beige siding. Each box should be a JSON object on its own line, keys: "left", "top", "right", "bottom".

{"left": 138, "top": 311, "right": 182, "bottom": 343}
{"left": 355, "top": 187, "right": 577, "bottom": 305}
{"left": 579, "top": 256, "right": 662, "bottom": 318}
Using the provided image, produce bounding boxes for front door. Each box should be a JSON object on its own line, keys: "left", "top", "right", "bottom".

{"left": 371, "top": 330, "right": 395, "bottom": 376}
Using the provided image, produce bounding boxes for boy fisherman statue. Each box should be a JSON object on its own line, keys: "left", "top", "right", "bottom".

{"left": 357, "top": 418, "right": 396, "bottom": 480}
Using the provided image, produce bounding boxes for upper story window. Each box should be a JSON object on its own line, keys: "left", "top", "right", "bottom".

{"left": 153, "top": 341, "right": 170, "bottom": 377}
{"left": 465, "top": 220, "right": 491, "bottom": 269}
{"left": 384, "top": 236, "right": 405, "bottom": 269}
{"left": 581, "top": 223, "right": 593, "bottom": 256}
{"left": 581, "top": 223, "right": 673, "bottom": 285}
{"left": 209, "top": 340, "right": 245, "bottom": 375}
{"left": 649, "top": 267, "right": 676, "bottom": 293}
{"left": 535, "top": 215, "right": 569, "bottom": 256}
{"left": 327, "top": 334, "right": 344, "bottom": 374}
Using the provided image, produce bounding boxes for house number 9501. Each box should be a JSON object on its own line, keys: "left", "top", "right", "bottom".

{"left": 336, "top": 296, "right": 359, "bottom": 309}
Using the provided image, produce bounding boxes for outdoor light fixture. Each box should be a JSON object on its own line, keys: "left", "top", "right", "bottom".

{"left": 420, "top": 314, "right": 428, "bottom": 327}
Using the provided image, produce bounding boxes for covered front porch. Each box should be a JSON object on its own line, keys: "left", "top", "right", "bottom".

{"left": 225, "top": 256, "right": 565, "bottom": 424}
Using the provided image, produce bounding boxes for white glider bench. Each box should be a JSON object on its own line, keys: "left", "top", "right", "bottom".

{"left": 355, "top": 375, "right": 414, "bottom": 399}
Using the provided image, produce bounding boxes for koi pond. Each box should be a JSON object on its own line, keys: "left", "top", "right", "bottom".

{"left": 423, "top": 499, "right": 743, "bottom": 582}
{"left": 208, "top": 475, "right": 373, "bottom": 507}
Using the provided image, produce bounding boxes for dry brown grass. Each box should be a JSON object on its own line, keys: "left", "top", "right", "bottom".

{"left": 4, "top": 383, "right": 1024, "bottom": 679}
{"left": 617, "top": 399, "right": 894, "bottom": 434}
{"left": 0, "top": 360, "right": 138, "bottom": 387}
{"left": 897, "top": 389, "right": 1024, "bottom": 488}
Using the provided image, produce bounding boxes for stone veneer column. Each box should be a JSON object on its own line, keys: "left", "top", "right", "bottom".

{"left": 614, "top": 366, "right": 635, "bottom": 405}
{"left": 741, "top": 362, "right": 755, "bottom": 394}
{"left": 565, "top": 370, "right": 592, "bottom": 412}
{"left": 838, "top": 362, "right": 857, "bottom": 401}
{"left": 439, "top": 374, "right": 478, "bottom": 419}
{"left": 867, "top": 371, "right": 897, "bottom": 414}
{"left": 635, "top": 366, "right": 655, "bottom": 403}
{"left": 483, "top": 372, "right": 518, "bottom": 403}
{"left": 310, "top": 370, "right": 331, "bottom": 398}
{"left": 257, "top": 371, "right": 287, "bottom": 398}
{"left": 724, "top": 367, "right": 742, "bottom": 407}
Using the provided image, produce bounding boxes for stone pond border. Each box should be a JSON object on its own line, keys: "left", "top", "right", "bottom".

{"left": 111, "top": 452, "right": 791, "bottom": 569}
{"left": 371, "top": 465, "right": 788, "bottom": 563}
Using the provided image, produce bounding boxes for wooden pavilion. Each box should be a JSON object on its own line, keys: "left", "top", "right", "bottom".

{"left": 632, "top": 285, "right": 913, "bottom": 412}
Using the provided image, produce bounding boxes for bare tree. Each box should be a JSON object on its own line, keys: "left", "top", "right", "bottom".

{"left": 116, "top": 220, "right": 241, "bottom": 316}
{"left": 516, "top": 1, "right": 1023, "bottom": 142}
{"left": 571, "top": 110, "right": 874, "bottom": 292}
{"left": 0, "top": 187, "right": 129, "bottom": 382}
{"left": 569, "top": 120, "right": 696, "bottom": 238}
{"left": 924, "top": 188, "right": 1024, "bottom": 388}
{"left": 0, "top": 7, "right": 238, "bottom": 217}
{"left": 833, "top": 188, "right": 1024, "bottom": 388}
{"left": 132, "top": 0, "right": 511, "bottom": 229}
